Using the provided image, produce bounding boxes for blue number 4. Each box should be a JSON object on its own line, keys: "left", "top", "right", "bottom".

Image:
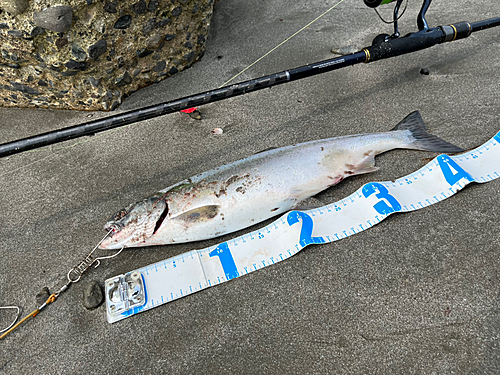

{"left": 437, "top": 155, "right": 473, "bottom": 186}
{"left": 362, "top": 182, "right": 401, "bottom": 215}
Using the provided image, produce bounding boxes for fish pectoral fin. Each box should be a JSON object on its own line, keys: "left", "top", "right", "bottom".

{"left": 352, "top": 165, "right": 379, "bottom": 175}
{"left": 346, "top": 156, "right": 379, "bottom": 176}
{"left": 174, "top": 205, "right": 221, "bottom": 222}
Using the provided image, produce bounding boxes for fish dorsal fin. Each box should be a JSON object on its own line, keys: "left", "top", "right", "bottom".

{"left": 159, "top": 179, "right": 194, "bottom": 194}
{"left": 253, "top": 146, "right": 278, "bottom": 155}
{"left": 173, "top": 205, "right": 220, "bottom": 223}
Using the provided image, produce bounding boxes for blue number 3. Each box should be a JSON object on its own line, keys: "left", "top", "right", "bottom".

{"left": 362, "top": 182, "right": 401, "bottom": 215}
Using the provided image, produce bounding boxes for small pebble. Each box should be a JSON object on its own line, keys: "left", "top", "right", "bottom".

{"left": 33, "top": 6, "right": 73, "bottom": 33}
{"left": 36, "top": 287, "right": 50, "bottom": 305}
{"left": 88, "top": 39, "right": 108, "bottom": 60}
{"left": 148, "top": 0, "right": 159, "bottom": 12}
{"left": 131, "top": 0, "right": 146, "bottom": 14}
{"left": 420, "top": 68, "right": 430, "bottom": 75}
{"left": 114, "top": 15, "right": 132, "bottom": 29}
{"left": 211, "top": 127, "right": 223, "bottom": 135}
{"left": 0, "top": 0, "right": 28, "bottom": 16}
{"left": 171, "top": 6, "right": 182, "bottom": 16}
{"left": 188, "top": 110, "right": 202, "bottom": 120}
{"left": 82, "top": 281, "right": 103, "bottom": 309}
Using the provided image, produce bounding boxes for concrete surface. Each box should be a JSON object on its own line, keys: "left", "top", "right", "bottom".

{"left": 1, "top": 0, "right": 499, "bottom": 373}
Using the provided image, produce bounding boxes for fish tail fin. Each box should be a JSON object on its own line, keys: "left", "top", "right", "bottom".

{"left": 392, "top": 111, "right": 464, "bottom": 153}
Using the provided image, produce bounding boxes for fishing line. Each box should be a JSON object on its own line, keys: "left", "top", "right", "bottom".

{"left": 219, "top": 0, "right": 347, "bottom": 88}
{"left": 0, "top": 122, "right": 135, "bottom": 178}
{"left": 374, "top": 0, "right": 408, "bottom": 24}
{"left": 0, "top": 306, "right": 21, "bottom": 334}
{"left": 0, "top": 230, "right": 123, "bottom": 339}
{"left": 0, "top": 151, "right": 58, "bottom": 178}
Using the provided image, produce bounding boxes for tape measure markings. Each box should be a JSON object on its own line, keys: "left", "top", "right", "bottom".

{"left": 105, "top": 131, "right": 500, "bottom": 323}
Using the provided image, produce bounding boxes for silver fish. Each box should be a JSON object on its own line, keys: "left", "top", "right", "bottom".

{"left": 99, "top": 111, "right": 462, "bottom": 249}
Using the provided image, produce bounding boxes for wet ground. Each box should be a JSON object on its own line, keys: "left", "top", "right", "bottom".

{"left": 1, "top": 0, "right": 500, "bottom": 373}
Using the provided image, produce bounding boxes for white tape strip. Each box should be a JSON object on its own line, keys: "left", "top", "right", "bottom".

{"left": 105, "top": 131, "right": 500, "bottom": 323}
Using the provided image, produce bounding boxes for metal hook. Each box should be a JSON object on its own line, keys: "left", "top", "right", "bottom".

{"left": 94, "top": 247, "right": 124, "bottom": 268}
{"left": 93, "top": 229, "right": 115, "bottom": 256}
{"left": 0, "top": 306, "right": 21, "bottom": 333}
{"left": 67, "top": 230, "right": 124, "bottom": 283}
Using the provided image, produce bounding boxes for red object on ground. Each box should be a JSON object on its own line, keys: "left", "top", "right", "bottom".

{"left": 180, "top": 107, "right": 198, "bottom": 113}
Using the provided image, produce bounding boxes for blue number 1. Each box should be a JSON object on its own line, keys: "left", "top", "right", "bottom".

{"left": 209, "top": 242, "right": 238, "bottom": 280}
{"left": 437, "top": 155, "right": 473, "bottom": 186}
{"left": 362, "top": 182, "right": 401, "bottom": 215}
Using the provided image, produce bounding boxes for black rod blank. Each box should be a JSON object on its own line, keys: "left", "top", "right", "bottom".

{"left": 470, "top": 17, "right": 500, "bottom": 32}
{"left": 0, "top": 52, "right": 367, "bottom": 158}
{"left": 1, "top": 16, "right": 499, "bottom": 158}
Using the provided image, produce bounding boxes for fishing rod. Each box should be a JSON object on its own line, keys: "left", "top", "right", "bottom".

{"left": 0, "top": 0, "right": 499, "bottom": 158}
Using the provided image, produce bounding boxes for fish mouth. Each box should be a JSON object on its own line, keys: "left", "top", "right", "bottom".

{"left": 99, "top": 229, "right": 126, "bottom": 249}
{"left": 104, "top": 222, "right": 122, "bottom": 235}
{"left": 99, "top": 199, "right": 169, "bottom": 249}
{"left": 100, "top": 222, "right": 128, "bottom": 249}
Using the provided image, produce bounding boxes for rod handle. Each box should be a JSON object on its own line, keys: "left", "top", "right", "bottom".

{"left": 363, "top": 28, "right": 445, "bottom": 63}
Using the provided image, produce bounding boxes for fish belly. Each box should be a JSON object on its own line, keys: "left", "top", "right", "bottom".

{"left": 156, "top": 136, "right": 390, "bottom": 243}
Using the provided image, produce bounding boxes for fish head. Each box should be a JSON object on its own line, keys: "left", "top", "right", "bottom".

{"left": 99, "top": 196, "right": 168, "bottom": 249}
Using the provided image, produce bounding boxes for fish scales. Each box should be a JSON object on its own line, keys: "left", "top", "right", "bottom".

{"left": 100, "top": 111, "right": 463, "bottom": 249}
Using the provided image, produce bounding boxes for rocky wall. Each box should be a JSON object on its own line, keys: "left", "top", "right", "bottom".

{"left": 0, "top": 0, "right": 214, "bottom": 111}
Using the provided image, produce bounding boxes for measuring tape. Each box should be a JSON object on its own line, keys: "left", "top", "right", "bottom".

{"left": 105, "top": 131, "right": 500, "bottom": 323}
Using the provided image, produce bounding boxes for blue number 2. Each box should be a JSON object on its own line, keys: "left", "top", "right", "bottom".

{"left": 287, "top": 211, "right": 325, "bottom": 246}
{"left": 437, "top": 155, "right": 473, "bottom": 186}
{"left": 209, "top": 242, "right": 238, "bottom": 280}
{"left": 362, "top": 182, "right": 401, "bottom": 215}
